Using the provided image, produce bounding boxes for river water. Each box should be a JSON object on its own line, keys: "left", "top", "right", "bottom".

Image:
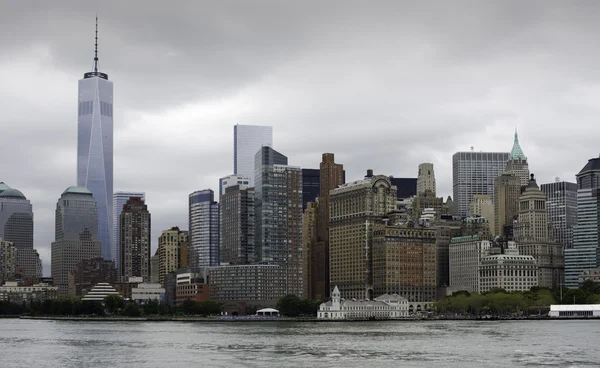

{"left": 0, "top": 319, "right": 598, "bottom": 367}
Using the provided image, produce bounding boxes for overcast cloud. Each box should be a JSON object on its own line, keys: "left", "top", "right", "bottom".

{"left": 2, "top": 1, "right": 599, "bottom": 275}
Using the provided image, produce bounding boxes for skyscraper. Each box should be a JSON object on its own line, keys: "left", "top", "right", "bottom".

{"left": 218, "top": 174, "right": 249, "bottom": 197}
{"left": 51, "top": 187, "right": 102, "bottom": 294}
{"left": 77, "top": 19, "right": 114, "bottom": 261}
{"left": 565, "top": 156, "right": 600, "bottom": 288}
{"left": 119, "top": 197, "right": 151, "bottom": 282}
{"left": 417, "top": 163, "right": 436, "bottom": 196}
{"left": 452, "top": 151, "right": 510, "bottom": 217}
{"left": 254, "top": 146, "right": 303, "bottom": 296}
{"left": 157, "top": 227, "right": 188, "bottom": 285}
{"left": 301, "top": 169, "right": 320, "bottom": 210}
{"left": 112, "top": 192, "right": 145, "bottom": 273}
{"left": 493, "top": 173, "right": 520, "bottom": 237}
{"left": 189, "top": 190, "right": 220, "bottom": 268}
{"left": 233, "top": 124, "right": 273, "bottom": 187}
{"left": 541, "top": 180, "right": 577, "bottom": 249}
{"left": 220, "top": 184, "right": 255, "bottom": 265}
{"left": 504, "top": 130, "right": 530, "bottom": 187}
{"left": 0, "top": 184, "right": 41, "bottom": 280}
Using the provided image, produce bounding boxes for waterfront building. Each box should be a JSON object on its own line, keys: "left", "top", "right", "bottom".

{"left": 77, "top": 20, "right": 114, "bottom": 260}
{"left": 174, "top": 269, "right": 209, "bottom": 304}
{"left": 434, "top": 217, "right": 463, "bottom": 289}
{"left": 329, "top": 170, "right": 397, "bottom": 300}
{"left": 0, "top": 281, "right": 58, "bottom": 305}
{"left": 220, "top": 185, "right": 255, "bottom": 265}
{"left": 449, "top": 235, "right": 492, "bottom": 292}
{"left": 219, "top": 174, "right": 249, "bottom": 197}
{"left": 112, "top": 277, "right": 142, "bottom": 300}
{"left": 452, "top": 151, "right": 510, "bottom": 217}
{"left": 51, "top": 187, "right": 102, "bottom": 294}
{"left": 417, "top": 163, "right": 436, "bottom": 196}
{"left": 390, "top": 177, "right": 417, "bottom": 200}
{"left": 112, "top": 192, "right": 145, "bottom": 273}
{"left": 372, "top": 223, "right": 437, "bottom": 306}
{"left": 469, "top": 195, "right": 495, "bottom": 234}
{"left": 494, "top": 173, "right": 521, "bottom": 237}
{"left": 0, "top": 184, "right": 41, "bottom": 280}
{"left": 254, "top": 147, "right": 303, "bottom": 296}
{"left": 233, "top": 124, "right": 273, "bottom": 187}
{"left": 317, "top": 286, "right": 409, "bottom": 320}
{"left": 549, "top": 304, "right": 600, "bottom": 318}
{"left": 478, "top": 242, "right": 538, "bottom": 293}
{"left": 565, "top": 155, "right": 600, "bottom": 288}
{"left": 0, "top": 240, "right": 16, "bottom": 283}
{"left": 119, "top": 197, "right": 151, "bottom": 282}
{"left": 157, "top": 227, "right": 189, "bottom": 285}
{"left": 504, "top": 130, "right": 530, "bottom": 187}
{"left": 132, "top": 283, "right": 165, "bottom": 304}
{"left": 189, "top": 189, "right": 220, "bottom": 268}
{"left": 302, "top": 168, "right": 320, "bottom": 210}
{"left": 67, "top": 257, "right": 116, "bottom": 296}
{"left": 302, "top": 201, "right": 319, "bottom": 300}
{"left": 81, "top": 282, "right": 120, "bottom": 302}
{"left": 208, "top": 264, "right": 286, "bottom": 305}
{"left": 541, "top": 180, "right": 577, "bottom": 249}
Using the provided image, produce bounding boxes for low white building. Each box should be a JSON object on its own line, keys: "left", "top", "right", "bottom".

{"left": 478, "top": 243, "right": 538, "bottom": 293}
{"left": 132, "top": 282, "right": 165, "bottom": 304}
{"left": 81, "top": 282, "right": 120, "bottom": 302}
{"left": 318, "top": 286, "right": 409, "bottom": 320}
{"left": 549, "top": 304, "right": 600, "bottom": 318}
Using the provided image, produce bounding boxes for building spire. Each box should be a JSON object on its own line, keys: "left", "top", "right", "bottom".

{"left": 510, "top": 127, "right": 526, "bottom": 160}
{"left": 93, "top": 15, "right": 99, "bottom": 72}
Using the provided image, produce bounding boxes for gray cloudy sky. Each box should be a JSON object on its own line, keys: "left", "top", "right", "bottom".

{"left": 2, "top": 1, "right": 599, "bottom": 275}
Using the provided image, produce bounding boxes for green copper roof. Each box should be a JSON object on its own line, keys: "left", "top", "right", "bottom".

{"left": 62, "top": 186, "right": 93, "bottom": 195}
{"left": 510, "top": 129, "right": 526, "bottom": 160}
{"left": 0, "top": 182, "right": 10, "bottom": 195}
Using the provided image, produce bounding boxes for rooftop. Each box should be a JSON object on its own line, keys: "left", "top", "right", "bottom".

{"left": 577, "top": 156, "right": 600, "bottom": 175}
{"left": 0, "top": 188, "right": 26, "bottom": 200}
{"left": 509, "top": 130, "right": 527, "bottom": 160}
{"left": 62, "top": 186, "right": 93, "bottom": 196}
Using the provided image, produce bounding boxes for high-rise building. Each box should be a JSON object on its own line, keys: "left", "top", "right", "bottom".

{"left": 0, "top": 240, "right": 16, "bottom": 283}
{"left": 329, "top": 170, "right": 396, "bottom": 300}
{"left": 417, "top": 163, "right": 436, "bottom": 196}
{"left": 302, "top": 169, "right": 320, "bottom": 210}
{"left": 68, "top": 257, "right": 116, "bottom": 296}
{"left": 112, "top": 192, "right": 145, "bottom": 274}
{"left": 77, "top": 20, "right": 114, "bottom": 260}
{"left": 119, "top": 197, "right": 151, "bottom": 282}
{"left": 453, "top": 151, "right": 510, "bottom": 217}
{"left": 493, "top": 174, "right": 521, "bottom": 237}
{"left": 189, "top": 190, "right": 220, "bottom": 268}
{"left": 219, "top": 174, "right": 249, "bottom": 197}
{"left": 504, "top": 130, "right": 530, "bottom": 187}
{"left": 515, "top": 174, "right": 564, "bottom": 289}
{"left": 302, "top": 202, "right": 318, "bottom": 299}
{"left": 254, "top": 146, "right": 303, "bottom": 296}
{"left": 0, "top": 184, "right": 41, "bottom": 280}
{"left": 434, "top": 218, "right": 463, "bottom": 289}
{"left": 469, "top": 195, "right": 495, "bottom": 232}
{"left": 51, "top": 187, "right": 102, "bottom": 294}
{"left": 449, "top": 235, "right": 492, "bottom": 292}
{"left": 233, "top": 124, "right": 273, "bottom": 187}
{"left": 220, "top": 185, "right": 255, "bottom": 265}
{"left": 390, "top": 178, "right": 417, "bottom": 200}
{"left": 157, "top": 227, "right": 189, "bottom": 286}
{"left": 541, "top": 180, "right": 577, "bottom": 249}
{"left": 565, "top": 156, "right": 600, "bottom": 288}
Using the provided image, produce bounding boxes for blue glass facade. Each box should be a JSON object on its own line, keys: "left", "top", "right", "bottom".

{"left": 189, "top": 190, "right": 220, "bottom": 268}
{"left": 77, "top": 75, "right": 113, "bottom": 260}
{"left": 233, "top": 124, "right": 272, "bottom": 187}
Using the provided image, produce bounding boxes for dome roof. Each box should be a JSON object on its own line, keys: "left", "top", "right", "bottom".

{"left": 0, "top": 182, "right": 10, "bottom": 194}
{"left": 0, "top": 188, "right": 26, "bottom": 199}
{"left": 62, "top": 186, "right": 93, "bottom": 195}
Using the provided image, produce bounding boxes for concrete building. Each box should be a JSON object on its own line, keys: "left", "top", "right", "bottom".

{"left": 219, "top": 174, "right": 249, "bottom": 198}
{"left": 0, "top": 281, "right": 58, "bottom": 305}
{"left": 51, "top": 187, "right": 102, "bottom": 294}
{"left": 317, "top": 286, "right": 409, "bottom": 319}
{"left": 541, "top": 180, "right": 577, "bottom": 249}
{"left": 449, "top": 235, "right": 492, "bottom": 292}
{"left": 478, "top": 242, "right": 538, "bottom": 293}
{"left": 565, "top": 155, "right": 600, "bottom": 288}
{"left": 0, "top": 240, "right": 16, "bottom": 283}
{"left": 494, "top": 174, "right": 521, "bottom": 237}
{"left": 68, "top": 257, "right": 116, "bottom": 296}
{"left": 208, "top": 264, "right": 286, "bottom": 305}
{"left": 452, "top": 151, "right": 510, "bottom": 217}
{"left": 254, "top": 147, "right": 303, "bottom": 296}
{"left": 157, "top": 227, "right": 189, "bottom": 285}
{"left": 504, "top": 130, "right": 530, "bottom": 187}
{"left": 329, "top": 170, "right": 397, "bottom": 300}
{"left": 434, "top": 218, "right": 463, "bottom": 289}
{"left": 302, "top": 201, "right": 318, "bottom": 300}
{"left": 189, "top": 189, "right": 220, "bottom": 268}
{"left": 372, "top": 223, "right": 437, "bottom": 306}
{"left": 119, "top": 197, "right": 151, "bottom": 282}
{"left": 302, "top": 168, "right": 320, "bottom": 210}
{"left": 0, "top": 184, "right": 41, "bottom": 280}
{"left": 549, "top": 304, "right": 600, "bottom": 318}
{"left": 579, "top": 268, "right": 600, "bottom": 284}
{"left": 220, "top": 185, "right": 255, "bottom": 265}
{"left": 132, "top": 283, "right": 165, "bottom": 303}
{"left": 233, "top": 124, "right": 272, "bottom": 187}
{"left": 112, "top": 192, "right": 145, "bottom": 274}
{"left": 417, "top": 163, "right": 436, "bottom": 196}
{"left": 469, "top": 195, "right": 495, "bottom": 233}
{"left": 413, "top": 191, "right": 444, "bottom": 220}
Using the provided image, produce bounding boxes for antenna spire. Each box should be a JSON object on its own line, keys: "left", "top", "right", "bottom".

{"left": 94, "top": 15, "right": 99, "bottom": 72}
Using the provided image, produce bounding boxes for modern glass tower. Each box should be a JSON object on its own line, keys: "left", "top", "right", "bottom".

{"left": 233, "top": 124, "right": 272, "bottom": 187}
{"left": 112, "top": 191, "right": 145, "bottom": 273}
{"left": 77, "top": 19, "right": 114, "bottom": 260}
{"left": 188, "top": 189, "right": 220, "bottom": 268}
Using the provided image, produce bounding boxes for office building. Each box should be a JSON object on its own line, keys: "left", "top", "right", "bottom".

{"left": 565, "top": 156, "right": 600, "bottom": 288}
{"left": 132, "top": 283, "right": 165, "bottom": 303}
{"left": 434, "top": 218, "right": 463, "bottom": 289}
{"left": 469, "top": 195, "right": 495, "bottom": 232}
{"left": 493, "top": 174, "right": 520, "bottom": 237}
{"left": 220, "top": 183, "right": 255, "bottom": 265}
{"left": 302, "top": 168, "right": 320, "bottom": 210}
{"left": 417, "top": 163, "right": 436, "bottom": 196}
{"left": 77, "top": 20, "right": 114, "bottom": 260}
{"left": 208, "top": 264, "right": 287, "bottom": 305}
{"left": 390, "top": 178, "right": 417, "bottom": 200}
{"left": 112, "top": 192, "right": 145, "bottom": 274}
{"left": 541, "top": 180, "right": 577, "bottom": 249}
{"left": 302, "top": 202, "right": 318, "bottom": 299}
{"left": 478, "top": 242, "right": 538, "bottom": 293}
{"left": 329, "top": 170, "right": 397, "bottom": 300}
{"left": 189, "top": 190, "right": 220, "bottom": 268}
{"left": 254, "top": 147, "right": 303, "bottom": 296}
{"left": 0, "top": 185, "right": 40, "bottom": 279}
{"left": 0, "top": 281, "right": 58, "bottom": 306}
{"left": 51, "top": 187, "right": 102, "bottom": 294}
{"left": 119, "top": 197, "right": 151, "bottom": 282}
{"left": 0, "top": 240, "right": 16, "bottom": 283}
{"left": 504, "top": 130, "right": 530, "bottom": 187}
{"left": 67, "top": 257, "right": 116, "bottom": 296}
{"left": 157, "top": 227, "right": 189, "bottom": 285}
{"left": 449, "top": 235, "right": 492, "bottom": 293}
{"left": 452, "top": 151, "right": 510, "bottom": 217}
{"left": 233, "top": 124, "right": 273, "bottom": 187}
{"left": 219, "top": 174, "right": 249, "bottom": 197}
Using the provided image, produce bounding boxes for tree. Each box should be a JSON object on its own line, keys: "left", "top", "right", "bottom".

{"left": 276, "top": 295, "right": 302, "bottom": 317}
{"left": 122, "top": 302, "right": 141, "bottom": 317}
{"left": 104, "top": 295, "right": 124, "bottom": 315}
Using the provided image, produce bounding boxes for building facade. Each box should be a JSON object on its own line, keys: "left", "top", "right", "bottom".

{"left": 0, "top": 281, "right": 58, "bottom": 305}
{"left": 390, "top": 178, "right": 417, "bottom": 200}
{"left": 504, "top": 130, "right": 530, "bottom": 187}
{"left": 452, "top": 151, "right": 510, "bottom": 217}
{"left": 233, "top": 124, "right": 273, "bottom": 187}
{"left": 189, "top": 189, "right": 220, "bottom": 268}
{"left": 68, "top": 257, "right": 116, "bottom": 296}
{"left": 208, "top": 264, "right": 287, "bottom": 305}
{"left": 301, "top": 168, "right": 320, "bottom": 210}
{"left": 219, "top": 174, "right": 249, "bottom": 197}
{"left": 449, "top": 235, "right": 492, "bottom": 292}
{"left": 469, "top": 195, "right": 495, "bottom": 233}
{"left": 494, "top": 174, "right": 521, "bottom": 237}
{"left": 0, "top": 240, "right": 16, "bottom": 283}
{"left": 541, "top": 181, "right": 577, "bottom": 250}
{"left": 119, "top": 197, "right": 151, "bottom": 282}
{"left": 302, "top": 201, "right": 318, "bottom": 299}
{"left": 112, "top": 192, "right": 145, "bottom": 274}
{"left": 417, "top": 163, "right": 436, "bottom": 196}
{"left": 51, "top": 187, "right": 102, "bottom": 294}
{"left": 157, "top": 227, "right": 189, "bottom": 286}
{"left": 317, "top": 286, "right": 409, "bottom": 319}
{"left": 478, "top": 243, "right": 538, "bottom": 293}
{"left": 220, "top": 185, "right": 255, "bottom": 265}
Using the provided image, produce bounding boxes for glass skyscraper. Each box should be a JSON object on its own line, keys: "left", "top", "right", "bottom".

{"left": 189, "top": 189, "right": 220, "bottom": 268}
{"left": 112, "top": 191, "right": 145, "bottom": 273}
{"left": 541, "top": 181, "right": 577, "bottom": 249}
{"left": 233, "top": 124, "right": 272, "bottom": 187}
{"left": 77, "top": 25, "right": 114, "bottom": 261}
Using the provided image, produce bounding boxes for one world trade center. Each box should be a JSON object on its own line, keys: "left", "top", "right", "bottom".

{"left": 77, "top": 18, "right": 113, "bottom": 260}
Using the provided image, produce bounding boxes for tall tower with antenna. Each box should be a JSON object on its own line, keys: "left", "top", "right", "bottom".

{"left": 77, "top": 16, "right": 114, "bottom": 260}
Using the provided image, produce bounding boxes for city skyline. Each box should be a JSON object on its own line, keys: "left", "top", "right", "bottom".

{"left": 1, "top": 2, "right": 598, "bottom": 275}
